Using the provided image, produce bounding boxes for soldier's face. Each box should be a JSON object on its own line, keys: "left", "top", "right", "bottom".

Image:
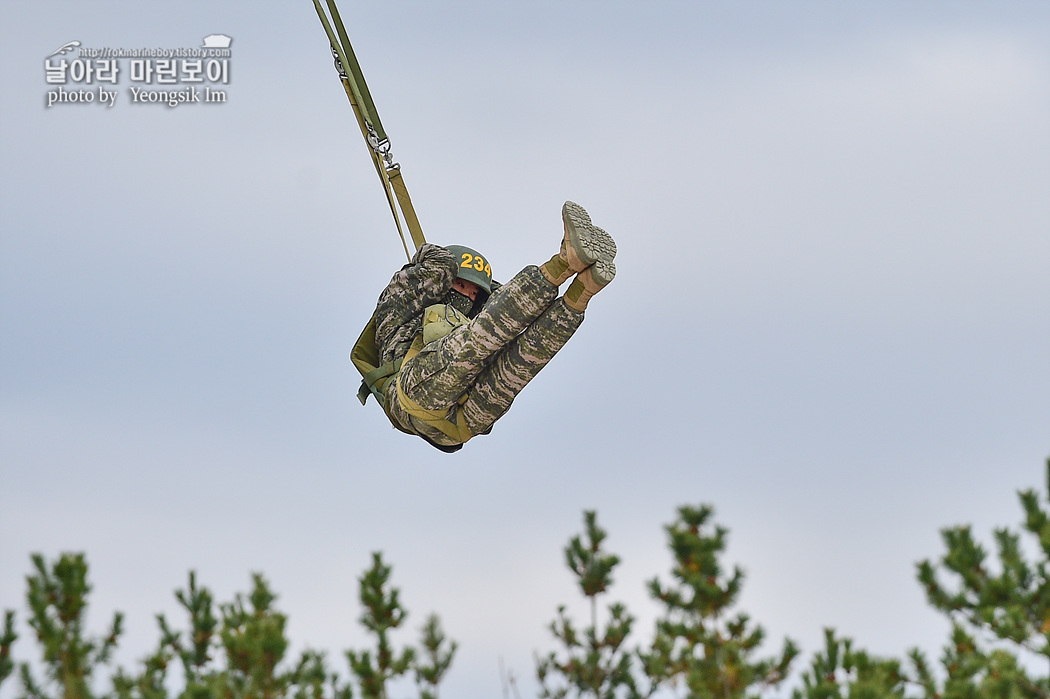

{"left": 452, "top": 278, "right": 481, "bottom": 301}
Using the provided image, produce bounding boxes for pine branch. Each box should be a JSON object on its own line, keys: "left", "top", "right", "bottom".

{"left": 646, "top": 505, "right": 797, "bottom": 699}
{"left": 0, "top": 610, "right": 16, "bottom": 689}
{"left": 346, "top": 553, "right": 417, "bottom": 699}
{"left": 537, "top": 511, "right": 638, "bottom": 699}
{"left": 21, "top": 552, "right": 124, "bottom": 699}
{"left": 414, "top": 614, "right": 456, "bottom": 699}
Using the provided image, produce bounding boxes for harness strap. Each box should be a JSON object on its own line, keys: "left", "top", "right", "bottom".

{"left": 357, "top": 333, "right": 474, "bottom": 445}
{"left": 357, "top": 358, "right": 402, "bottom": 406}
{"left": 395, "top": 371, "right": 474, "bottom": 445}
{"left": 390, "top": 339, "right": 474, "bottom": 444}
{"left": 387, "top": 168, "right": 426, "bottom": 253}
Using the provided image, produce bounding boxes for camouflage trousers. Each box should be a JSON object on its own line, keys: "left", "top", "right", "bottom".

{"left": 390, "top": 265, "right": 584, "bottom": 444}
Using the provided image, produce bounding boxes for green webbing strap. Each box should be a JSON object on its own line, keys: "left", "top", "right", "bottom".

{"left": 323, "top": 0, "right": 386, "bottom": 141}
{"left": 356, "top": 380, "right": 372, "bottom": 406}
{"left": 312, "top": 0, "right": 382, "bottom": 139}
{"left": 387, "top": 168, "right": 426, "bottom": 252}
{"left": 358, "top": 358, "right": 402, "bottom": 405}
{"left": 312, "top": 0, "right": 426, "bottom": 261}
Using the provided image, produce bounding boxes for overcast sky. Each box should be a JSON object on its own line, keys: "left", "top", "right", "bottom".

{"left": 2, "top": 2, "right": 1048, "bottom": 698}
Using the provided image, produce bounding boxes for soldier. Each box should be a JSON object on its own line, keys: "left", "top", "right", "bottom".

{"left": 358, "top": 201, "right": 617, "bottom": 452}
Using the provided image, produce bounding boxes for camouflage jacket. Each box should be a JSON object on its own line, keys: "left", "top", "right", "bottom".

{"left": 371, "top": 244, "right": 465, "bottom": 449}
{"left": 374, "top": 243, "right": 459, "bottom": 366}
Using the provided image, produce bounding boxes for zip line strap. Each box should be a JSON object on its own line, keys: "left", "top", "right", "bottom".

{"left": 330, "top": 50, "right": 413, "bottom": 262}
{"left": 323, "top": 0, "right": 386, "bottom": 142}
{"left": 312, "top": 0, "right": 367, "bottom": 128}
{"left": 387, "top": 168, "right": 426, "bottom": 253}
{"left": 380, "top": 166, "right": 414, "bottom": 262}
{"left": 311, "top": 0, "right": 426, "bottom": 261}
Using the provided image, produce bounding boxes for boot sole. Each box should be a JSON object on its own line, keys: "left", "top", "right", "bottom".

{"left": 587, "top": 258, "right": 616, "bottom": 287}
{"left": 562, "top": 201, "right": 617, "bottom": 265}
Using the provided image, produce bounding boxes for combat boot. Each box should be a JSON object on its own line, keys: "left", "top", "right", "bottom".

{"left": 564, "top": 258, "right": 616, "bottom": 311}
{"left": 540, "top": 201, "right": 618, "bottom": 286}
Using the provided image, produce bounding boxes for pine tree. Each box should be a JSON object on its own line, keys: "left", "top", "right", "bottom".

{"left": 110, "top": 569, "right": 218, "bottom": 699}
{"left": 414, "top": 614, "right": 456, "bottom": 699}
{"left": 536, "top": 511, "right": 638, "bottom": 699}
{"left": 915, "top": 458, "right": 1050, "bottom": 697}
{"left": 900, "top": 623, "right": 1042, "bottom": 699}
{"left": 22, "top": 462, "right": 1050, "bottom": 699}
{"left": 286, "top": 649, "right": 352, "bottom": 699}
{"left": 112, "top": 570, "right": 223, "bottom": 699}
{"left": 344, "top": 553, "right": 455, "bottom": 699}
{"left": 112, "top": 570, "right": 353, "bottom": 699}
{"left": 110, "top": 639, "right": 169, "bottom": 699}
{"left": 215, "top": 573, "right": 291, "bottom": 699}
{"left": 10, "top": 552, "right": 452, "bottom": 699}
{"left": 169, "top": 571, "right": 218, "bottom": 691}
{"left": 791, "top": 628, "right": 909, "bottom": 699}
{"left": 1, "top": 609, "right": 17, "bottom": 689}
{"left": 19, "top": 553, "right": 124, "bottom": 699}
{"left": 641, "top": 505, "right": 798, "bottom": 699}
{"left": 346, "top": 552, "right": 423, "bottom": 699}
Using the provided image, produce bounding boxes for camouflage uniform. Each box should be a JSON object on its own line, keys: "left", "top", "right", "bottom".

{"left": 373, "top": 243, "right": 584, "bottom": 448}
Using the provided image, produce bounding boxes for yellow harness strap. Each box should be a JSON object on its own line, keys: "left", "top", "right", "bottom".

{"left": 394, "top": 340, "right": 474, "bottom": 444}
{"left": 387, "top": 168, "right": 426, "bottom": 253}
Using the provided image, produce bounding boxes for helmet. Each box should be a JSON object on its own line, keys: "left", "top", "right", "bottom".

{"left": 445, "top": 244, "right": 493, "bottom": 294}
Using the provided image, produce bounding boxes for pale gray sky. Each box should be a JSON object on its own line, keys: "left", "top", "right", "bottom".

{"left": 2, "top": 2, "right": 1049, "bottom": 698}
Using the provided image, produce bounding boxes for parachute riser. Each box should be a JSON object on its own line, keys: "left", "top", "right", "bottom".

{"left": 329, "top": 46, "right": 399, "bottom": 171}
{"left": 312, "top": 0, "right": 424, "bottom": 261}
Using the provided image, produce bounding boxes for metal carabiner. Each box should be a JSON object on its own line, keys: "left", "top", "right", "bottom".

{"left": 330, "top": 46, "right": 347, "bottom": 80}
